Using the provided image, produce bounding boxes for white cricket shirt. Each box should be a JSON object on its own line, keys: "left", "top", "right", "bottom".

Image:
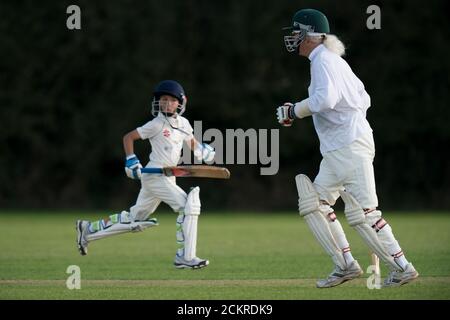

{"left": 306, "top": 44, "right": 373, "bottom": 154}
{"left": 137, "top": 114, "right": 194, "bottom": 167}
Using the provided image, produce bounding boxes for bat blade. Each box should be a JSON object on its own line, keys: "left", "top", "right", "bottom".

{"left": 164, "top": 165, "right": 230, "bottom": 179}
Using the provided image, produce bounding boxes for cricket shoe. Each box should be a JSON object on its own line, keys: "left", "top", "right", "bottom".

{"left": 76, "top": 220, "right": 90, "bottom": 256}
{"left": 174, "top": 255, "right": 209, "bottom": 269}
{"left": 316, "top": 260, "right": 364, "bottom": 288}
{"left": 383, "top": 263, "right": 419, "bottom": 287}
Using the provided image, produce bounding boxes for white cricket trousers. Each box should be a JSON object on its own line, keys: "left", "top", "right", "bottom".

{"left": 130, "top": 174, "right": 187, "bottom": 221}
{"left": 314, "top": 132, "right": 378, "bottom": 209}
{"left": 313, "top": 133, "right": 408, "bottom": 264}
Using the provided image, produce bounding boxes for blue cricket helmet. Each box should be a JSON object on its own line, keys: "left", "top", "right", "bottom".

{"left": 151, "top": 80, "right": 186, "bottom": 117}
{"left": 153, "top": 80, "right": 185, "bottom": 104}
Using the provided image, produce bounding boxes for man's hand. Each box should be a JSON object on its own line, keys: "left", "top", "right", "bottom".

{"left": 125, "top": 154, "right": 143, "bottom": 180}
{"left": 276, "top": 102, "right": 295, "bottom": 127}
{"left": 194, "top": 143, "right": 215, "bottom": 162}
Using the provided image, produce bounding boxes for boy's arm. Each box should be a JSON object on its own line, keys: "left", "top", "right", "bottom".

{"left": 123, "top": 129, "right": 143, "bottom": 179}
{"left": 188, "top": 138, "right": 198, "bottom": 150}
{"left": 123, "top": 129, "right": 142, "bottom": 156}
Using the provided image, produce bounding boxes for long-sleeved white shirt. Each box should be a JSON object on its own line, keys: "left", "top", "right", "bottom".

{"left": 306, "top": 44, "right": 372, "bottom": 154}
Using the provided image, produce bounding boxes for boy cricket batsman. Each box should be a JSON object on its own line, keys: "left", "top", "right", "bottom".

{"left": 76, "top": 80, "right": 215, "bottom": 269}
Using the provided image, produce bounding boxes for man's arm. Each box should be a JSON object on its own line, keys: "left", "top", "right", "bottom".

{"left": 294, "top": 99, "right": 313, "bottom": 118}
{"left": 276, "top": 99, "right": 313, "bottom": 127}
{"left": 308, "top": 61, "right": 339, "bottom": 113}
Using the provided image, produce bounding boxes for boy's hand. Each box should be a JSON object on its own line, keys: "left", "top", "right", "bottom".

{"left": 194, "top": 143, "right": 215, "bottom": 162}
{"left": 125, "top": 154, "right": 142, "bottom": 179}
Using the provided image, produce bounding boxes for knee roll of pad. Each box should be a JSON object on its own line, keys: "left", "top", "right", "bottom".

{"left": 338, "top": 191, "right": 365, "bottom": 226}
{"left": 185, "top": 187, "right": 201, "bottom": 216}
{"left": 344, "top": 206, "right": 365, "bottom": 227}
{"left": 105, "top": 211, "right": 133, "bottom": 228}
{"left": 295, "top": 174, "right": 320, "bottom": 217}
{"left": 117, "top": 211, "right": 133, "bottom": 223}
{"left": 365, "top": 210, "right": 382, "bottom": 225}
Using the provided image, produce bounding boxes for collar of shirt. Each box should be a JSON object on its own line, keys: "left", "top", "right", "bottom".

{"left": 157, "top": 113, "right": 180, "bottom": 127}
{"left": 308, "top": 44, "right": 325, "bottom": 62}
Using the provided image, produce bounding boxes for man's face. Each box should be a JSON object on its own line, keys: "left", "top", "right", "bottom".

{"left": 298, "top": 38, "right": 308, "bottom": 56}
{"left": 298, "top": 37, "right": 317, "bottom": 57}
{"left": 159, "top": 95, "right": 179, "bottom": 114}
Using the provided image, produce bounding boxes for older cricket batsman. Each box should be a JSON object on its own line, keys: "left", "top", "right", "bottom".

{"left": 276, "top": 9, "right": 418, "bottom": 287}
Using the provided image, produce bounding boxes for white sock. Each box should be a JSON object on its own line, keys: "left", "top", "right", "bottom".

{"left": 394, "top": 254, "right": 409, "bottom": 270}
{"left": 343, "top": 249, "right": 355, "bottom": 266}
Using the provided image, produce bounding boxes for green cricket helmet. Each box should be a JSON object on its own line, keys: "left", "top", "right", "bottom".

{"left": 284, "top": 9, "right": 330, "bottom": 52}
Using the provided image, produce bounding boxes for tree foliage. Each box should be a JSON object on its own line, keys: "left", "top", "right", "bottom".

{"left": 1, "top": 0, "right": 449, "bottom": 210}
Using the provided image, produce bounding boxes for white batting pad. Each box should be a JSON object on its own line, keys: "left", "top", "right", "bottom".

{"left": 295, "top": 174, "right": 320, "bottom": 216}
{"left": 86, "top": 220, "right": 158, "bottom": 241}
{"left": 185, "top": 187, "right": 201, "bottom": 216}
{"left": 296, "top": 174, "right": 346, "bottom": 269}
{"left": 366, "top": 210, "right": 403, "bottom": 257}
{"left": 182, "top": 187, "right": 201, "bottom": 261}
{"left": 325, "top": 217, "right": 350, "bottom": 256}
{"left": 304, "top": 213, "right": 347, "bottom": 269}
{"left": 339, "top": 190, "right": 401, "bottom": 271}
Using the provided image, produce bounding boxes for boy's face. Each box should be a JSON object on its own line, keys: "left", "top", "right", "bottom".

{"left": 159, "top": 95, "right": 179, "bottom": 114}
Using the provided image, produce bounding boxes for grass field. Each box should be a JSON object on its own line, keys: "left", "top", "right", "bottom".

{"left": 0, "top": 211, "right": 449, "bottom": 300}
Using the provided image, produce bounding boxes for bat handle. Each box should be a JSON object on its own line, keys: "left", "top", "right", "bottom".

{"left": 141, "top": 168, "right": 163, "bottom": 174}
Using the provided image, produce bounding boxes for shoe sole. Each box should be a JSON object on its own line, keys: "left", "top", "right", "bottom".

{"left": 383, "top": 272, "right": 419, "bottom": 287}
{"left": 76, "top": 220, "right": 87, "bottom": 256}
{"left": 317, "top": 269, "right": 364, "bottom": 288}
{"left": 174, "top": 261, "right": 209, "bottom": 270}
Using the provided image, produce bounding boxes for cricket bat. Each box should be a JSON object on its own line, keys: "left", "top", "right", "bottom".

{"left": 141, "top": 165, "right": 231, "bottom": 179}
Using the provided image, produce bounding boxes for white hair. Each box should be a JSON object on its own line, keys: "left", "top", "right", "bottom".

{"left": 322, "top": 34, "right": 346, "bottom": 56}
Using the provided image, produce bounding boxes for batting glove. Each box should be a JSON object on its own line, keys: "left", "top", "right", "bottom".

{"left": 125, "top": 154, "right": 142, "bottom": 180}
{"left": 194, "top": 143, "right": 215, "bottom": 162}
{"left": 276, "top": 102, "right": 295, "bottom": 127}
